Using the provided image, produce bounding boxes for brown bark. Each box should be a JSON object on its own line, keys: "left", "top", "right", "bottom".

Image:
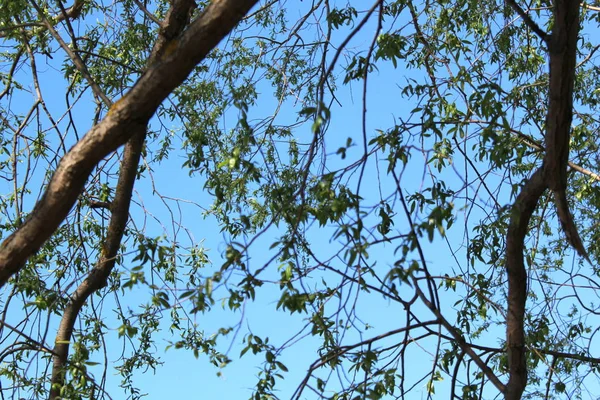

{"left": 0, "top": 0, "right": 260, "bottom": 288}
{"left": 49, "top": 127, "right": 146, "bottom": 399}
{"left": 46, "top": 0, "right": 211, "bottom": 397}
{"left": 543, "top": 0, "right": 586, "bottom": 260}
{"left": 504, "top": 1, "right": 583, "bottom": 399}
{"left": 505, "top": 168, "right": 546, "bottom": 399}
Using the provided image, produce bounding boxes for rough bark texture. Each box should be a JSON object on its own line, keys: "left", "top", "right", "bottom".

{"left": 505, "top": 168, "right": 546, "bottom": 399}
{"left": 543, "top": 0, "right": 586, "bottom": 260}
{"left": 0, "top": 0, "right": 259, "bottom": 288}
{"left": 504, "top": 1, "right": 582, "bottom": 399}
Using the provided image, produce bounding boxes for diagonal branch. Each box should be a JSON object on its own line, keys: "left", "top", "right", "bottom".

{"left": 47, "top": 0, "right": 199, "bottom": 397}
{"left": 413, "top": 276, "right": 507, "bottom": 394}
{"left": 132, "top": 0, "right": 163, "bottom": 26}
{"left": 0, "top": 0, "right": 260, "bottom": 282}
{"left": 506, "top": 0, "right": 549, "bottom": 41}
{"left": 30, "top": 0, "right": 111, "bottom": 107}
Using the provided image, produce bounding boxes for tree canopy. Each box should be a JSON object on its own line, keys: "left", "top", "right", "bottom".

{"left": 1, "top": 0, "right": 600, "bottom": 399}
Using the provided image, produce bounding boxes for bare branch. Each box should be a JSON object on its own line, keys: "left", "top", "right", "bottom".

{"left": 29, "top": 0, "right": 111, "bottom": 107}
{"left": 132, "top": 0, "right": 163, "bottom": 26}
{"left": 413, "top": 277, "right": 507, "bottom": 394}
{"left": 582, "top": 3, "right": 600, "bottom": 12}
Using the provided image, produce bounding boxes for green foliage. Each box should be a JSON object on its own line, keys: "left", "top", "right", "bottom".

{"left": 1, "top": 0, "right": 600, "bottom": 399}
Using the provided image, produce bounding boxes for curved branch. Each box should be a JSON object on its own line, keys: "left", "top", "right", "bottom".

{"left": 505, "top": 168, "right": 546, "bottom": 399}
{"left": 543, "top": 1, "right": 587, "bottom": 261}
{"left": 48, "top": 127, "right": 146, "bottom": 399}
{"left": 0, "top": 0, "right": 260, "bottom": 280}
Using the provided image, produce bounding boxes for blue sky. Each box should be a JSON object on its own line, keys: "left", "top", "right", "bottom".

{"left": 110, "top": 49, "right": 499, "bottom": 400}
{"left": 0, "top": 9, "right": 524, "bottom": 400}
{"left": 1, "top": 1, "right": 599, "bottom": 399}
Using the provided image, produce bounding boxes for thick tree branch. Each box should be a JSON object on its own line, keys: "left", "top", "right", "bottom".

{"left": 49, "top": 127, "right": 146, "bottom": 399}
{"left": 543, "top": 1, "right": 587, "bottom": 260}
{"left": 505, "top": 168, "right": 546, "bottom": 400}
{"left": 47, "top": 0, "right": 199, "bottom": 397}
{"left": 0, "top": 0, "right": 260, "bottom": 282}
{"left": 505, "top": 4, "right": 584, "bottom": 398}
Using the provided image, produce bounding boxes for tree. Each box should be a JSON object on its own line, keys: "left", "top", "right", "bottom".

{"left": 1, "top": 0, "right": 599, "bottom": 399}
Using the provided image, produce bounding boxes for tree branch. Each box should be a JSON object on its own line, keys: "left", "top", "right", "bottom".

{"left": 132, "top": 0, "right": 163, "bottom": 26}
{"left": 0, "top": 0, "right": 259, "bottom": 281}
{"left": 505, "top": 3, "right": 583, "bottom": 398}
{"left": 0, "top": 0, "right": 85, "bottom": 39}
{"left": 582, "top": 3, "right": 600, "bottom": 12}
{"left": 543, "top": 1, "right": 587, "bottom": 260}
{"left": 47, "top": 0, "right": 199, "bottom": 397}
{"left": 506, "top": 0, "right": 549, "bottom": 41}
{"left": 413, "top": 277, "right": 507, "bottom": 394}
{"left": 29, "top": 0, "right": 111, "bottom": 108}
{"left": 505, "top": 167, "right": 546, "bottom": 400}
{"left": 48, "top": 126, "right": 146, "bottom": 399}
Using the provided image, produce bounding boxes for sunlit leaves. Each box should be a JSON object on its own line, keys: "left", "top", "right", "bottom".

{"left": 3, "top": 0, "right": 600, "bottom": 399}
{"left": 375, "top": 33, "right": 408, "bottom": 68}
{"left": 327, "top": 6, "right": 358, "bottom": 30}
